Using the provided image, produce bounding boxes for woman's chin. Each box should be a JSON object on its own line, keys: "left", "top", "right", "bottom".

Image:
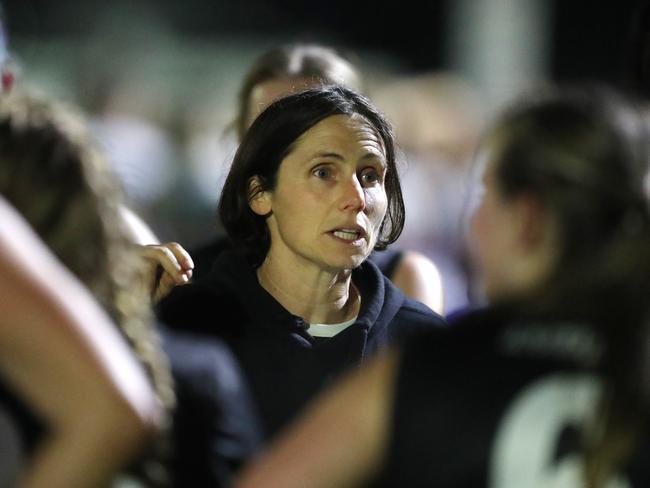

{"left": 324, "top": 252, "right": 369, "bottom": 272}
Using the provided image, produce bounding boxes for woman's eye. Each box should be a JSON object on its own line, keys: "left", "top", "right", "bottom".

{"left": 361, "top": 169, "right": 382, "bottom": 185}
{"left": 313, "top": 167, "right": 331, "bottom": 179}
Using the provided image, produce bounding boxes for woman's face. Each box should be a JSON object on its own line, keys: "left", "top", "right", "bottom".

{"left": 469, "top": 152, "right": 522, "bottom": 302}
{"left": 470, "top": 141, "right": 562, "bottom": 303}
{"left": 253, "top": 114, "right": 388, "bottom": 272}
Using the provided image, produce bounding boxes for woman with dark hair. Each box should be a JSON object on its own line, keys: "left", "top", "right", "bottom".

{"left": 159, "top": 86, "right": 446, "bottom": 440}
{"left": 235, "top": 86, "right": 650, "bottom": 487}
{"left": 190, "top": 43, "right": 445, "bottom": 313}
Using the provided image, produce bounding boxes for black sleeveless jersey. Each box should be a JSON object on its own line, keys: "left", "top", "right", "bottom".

{"left": 376, "top": 307, "right": 650, "bottom": 487}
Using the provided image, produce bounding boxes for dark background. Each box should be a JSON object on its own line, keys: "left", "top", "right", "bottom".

{"left": 0, "top": 0, "right": 645, "bottom": 83}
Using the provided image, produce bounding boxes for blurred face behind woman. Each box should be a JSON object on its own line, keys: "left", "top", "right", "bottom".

{"left": 470, "top": 155, "right": 519, "bottom": 301}
{"left": 250, "top": 113, "right": 388, "bottom": 274}
{"left": 469, "top": 142, "right": 560, "bottom": 304}
{"left": 246, "top": 76, "right": 318, "bottom": 130}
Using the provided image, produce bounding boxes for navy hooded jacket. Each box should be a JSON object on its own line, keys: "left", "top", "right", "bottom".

{"left": 157, "top": 248, "right": 446, "bottom": 439}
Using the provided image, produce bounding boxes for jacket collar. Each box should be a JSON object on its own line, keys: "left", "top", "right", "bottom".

{"left": 205, "top": 249, "right": 404, "bottom": 336}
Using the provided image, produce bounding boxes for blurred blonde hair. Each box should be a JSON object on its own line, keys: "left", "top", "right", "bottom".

{"left": 0, "top": 90, "right": 174, "bottom": 482}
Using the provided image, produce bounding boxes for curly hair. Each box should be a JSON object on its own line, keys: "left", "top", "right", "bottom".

{"left": 0, "top": 90, "right": 175, "bottom": 483}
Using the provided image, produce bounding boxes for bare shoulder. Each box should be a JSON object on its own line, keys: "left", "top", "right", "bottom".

{"left": 391, "top": 250, "right": 445, "bottom": 315}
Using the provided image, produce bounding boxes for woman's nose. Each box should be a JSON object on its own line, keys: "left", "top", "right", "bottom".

{"left": 339, "top": 176, "right": 366, "bottom": 212}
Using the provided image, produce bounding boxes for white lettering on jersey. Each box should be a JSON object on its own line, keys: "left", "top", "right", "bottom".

{"left": 489, "top": 374, "right": 630, "bottom": 488}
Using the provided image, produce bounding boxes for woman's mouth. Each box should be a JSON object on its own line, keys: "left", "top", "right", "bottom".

{"left": 330, "top": 228, "right": 365, "bottom": 245}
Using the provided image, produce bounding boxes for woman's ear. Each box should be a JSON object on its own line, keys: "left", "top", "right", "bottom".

{"left": 248, "top": 176, "right": 272, "bottom": 216}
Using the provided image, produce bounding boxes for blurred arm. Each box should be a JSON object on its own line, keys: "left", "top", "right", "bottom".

{"left": 235, "top": 348, "right": 400, "bottom": 488}
{"left": 118, "top": 204, "right": 195, "bottom": 303}
{"left": 0, "top": 197, "right": 161, "bottom": 487}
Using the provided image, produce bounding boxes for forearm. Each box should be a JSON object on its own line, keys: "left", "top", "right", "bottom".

{"left": 0, "top": 198, "right": 161, "bottom": 484}
{"left": 235, "top": 349, "right": 400, "bottom": 488}
{"left": 19, "top": 413, "right": 148, "bottom": 488}
{"left": 0, "top": 197, "right": 161, "bottom": 427}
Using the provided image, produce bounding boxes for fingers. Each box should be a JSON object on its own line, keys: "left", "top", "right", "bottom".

{"left": 152, "top": 272, "right": 179, "bottom": 303}
{"left": 163, "top": 242, "right": 194, "bottom": 279}
{"left": 140, "top": 243, "right": 194, "bottom": 285}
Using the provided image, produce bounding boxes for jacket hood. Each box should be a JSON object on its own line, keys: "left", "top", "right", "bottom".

{"left": 204, "top": 248, "right": 407, "bottom": 334}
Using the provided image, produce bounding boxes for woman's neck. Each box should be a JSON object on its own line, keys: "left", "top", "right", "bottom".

{"left": 256, "top": 255, "right": 360, "bottom": 325}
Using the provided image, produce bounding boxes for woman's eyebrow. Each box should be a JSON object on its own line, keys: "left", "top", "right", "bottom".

{"left": 309, "top": 151, "right": 386, "bottom": 167}
{"left": 312, "top": 151, "right": 344, "bottom": 160}
{"left": 360, "top": 152, "right": 387, "bottom": 167}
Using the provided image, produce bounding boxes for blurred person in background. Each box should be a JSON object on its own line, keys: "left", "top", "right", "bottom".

{"left": 236, "top": 86, "right": 650, "bottom": 487}
{"left": 190, "top": 43, "right": 445, "bottom": 313}
{"left": 0, "top": 9, "right": 163, "bottom": 485}
{"left": 0, "top": 90, "right": 261, "bottom": 487}
{"left": 372, "top": 72, "right": 487, "bottom": 314}
{"left": 0, "top": 196, "right": 160, "bottom": 487}
{"left": 158, "top": 86, "right": 446, "bottom": 444}
{"left": 0, "top": 90, "right": 175, "bottom": 486}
